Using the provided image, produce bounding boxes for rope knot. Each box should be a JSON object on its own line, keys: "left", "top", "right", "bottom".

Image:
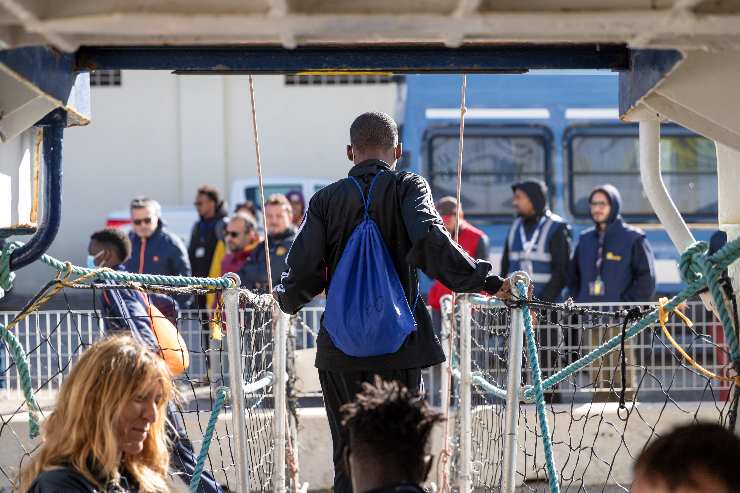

{"left": 679, "top": 241, "right": 710, "bottom": 285}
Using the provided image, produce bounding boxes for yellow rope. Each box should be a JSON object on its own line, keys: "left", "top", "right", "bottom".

{"left": 657, "top": 297, "right": 740, "bottom": 387}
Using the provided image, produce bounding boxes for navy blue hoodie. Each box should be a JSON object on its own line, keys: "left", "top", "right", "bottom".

{"left": 567, "top": 185, "right": 656, "bottom": 302}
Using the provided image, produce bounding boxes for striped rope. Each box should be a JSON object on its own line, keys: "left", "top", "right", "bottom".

{"left": 517, "top": 280, "right": 560, "bottom": 493}
{"left": 190, "top": 386, "right": 229, "bottom": 493}
{"left": 0, "top": 323, "right": 41, "bottom": 438}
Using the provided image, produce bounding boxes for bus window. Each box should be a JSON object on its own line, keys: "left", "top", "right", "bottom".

{"left": 567, "top": 125, "right": 717, "bottom": 220}
{"left": 427, "top": 128, "right": 550, "bottom": 217}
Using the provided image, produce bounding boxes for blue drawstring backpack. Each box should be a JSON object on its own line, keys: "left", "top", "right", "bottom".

{"left": 323, "top": 171, "right": 418, "bottom": 357}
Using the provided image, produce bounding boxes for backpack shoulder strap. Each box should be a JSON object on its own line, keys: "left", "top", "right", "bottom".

{"left": 348, "top": 171, "right": 386, "bottom": 216}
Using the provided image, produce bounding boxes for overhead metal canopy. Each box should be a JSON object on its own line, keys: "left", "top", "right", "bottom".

{"left": 0, "top": 0, "right": 739, "bottom": 52}
{"left": 75, "top": 44, "right": 630, "bottom": 73}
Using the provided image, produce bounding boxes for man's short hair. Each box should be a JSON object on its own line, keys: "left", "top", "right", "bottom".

{"left": 197, "top": 185, "right": 224, "bottom": 207}
{"left": 436, "top": 196, "right": 459, "bottom": 216}
{"left": 130, "top": 197, "right": 161, "bottom": 217}
{"left": 229, "top": 212, "right": 257, "bottom": 233}
{"left": 264, "top": 194, "right": 291, "bottom": 213}
{"left": 90, "top": 228, "right": 132, "bottom": 262}
{"left": 350, "top": 112, "right": 398, "bottom": 153}
{"left": 634, "top": 422, "right": 740, "bottom": 491}
{"left": 341, "top": 377, "right": 443, "bottom": 479}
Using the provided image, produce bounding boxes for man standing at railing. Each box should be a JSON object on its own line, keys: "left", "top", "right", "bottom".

{"left": 273, "top": 111, "right": 510, "bottom": 493}
{"left": 567, "top": 184, "right": 656, "bottom": 303}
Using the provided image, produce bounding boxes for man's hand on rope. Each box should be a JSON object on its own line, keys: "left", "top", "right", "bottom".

{"left": 494, "top": 277, "right": 513, "bottom": 300}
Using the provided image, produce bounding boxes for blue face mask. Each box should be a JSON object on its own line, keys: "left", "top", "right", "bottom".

{"left": 86, "top": 252, "right": 102, "bottom": 269}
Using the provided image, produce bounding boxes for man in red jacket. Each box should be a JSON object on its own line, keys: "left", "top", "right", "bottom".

{"left": 427, "top": 196, "right": 490, "bottom": 334}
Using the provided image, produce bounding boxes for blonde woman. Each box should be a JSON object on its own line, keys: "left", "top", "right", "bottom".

{"left": 19, "top": 335, "right": 176, "bottom": 492}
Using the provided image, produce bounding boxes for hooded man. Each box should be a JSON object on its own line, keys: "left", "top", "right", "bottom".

{"left": 501, "top": 180, "right": 571, "bottom": 301}
{"left": 568, "top": 184, "right": 656, "bottom": 302}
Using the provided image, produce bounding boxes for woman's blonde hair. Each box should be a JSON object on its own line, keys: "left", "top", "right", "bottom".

{"left": 19, "top": 335, "right": 175, "bottom": 492}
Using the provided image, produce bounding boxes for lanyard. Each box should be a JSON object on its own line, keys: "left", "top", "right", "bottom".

{"left": 519, "top": 216, "right": 547, "bottom": 255}
{"left": 595, "top": 231, "right": 605, "bottom": 278}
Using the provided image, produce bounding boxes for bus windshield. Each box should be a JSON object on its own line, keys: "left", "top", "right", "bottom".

{"left": 568, "top": 127, "right": 717, "bottom": 219}
{"left": 427, "top": 129, "right": 549, "bottom": 217}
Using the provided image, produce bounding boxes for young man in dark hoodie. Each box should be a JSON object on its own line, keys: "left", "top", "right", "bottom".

{"left": 568, "top": 184, "right": 656, "bottom": 303}
{"left": 274, "top": 111, "right": 509, "bottom": 493}
{"left": 501, "top": 180, "right": 571, "bottom": 302}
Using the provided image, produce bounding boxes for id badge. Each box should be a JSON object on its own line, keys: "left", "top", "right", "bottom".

{"left": 589, "top": 279, "right": 605, "bottom": 296}
{"left": 520, "top": 260, "right": 534, "bottom": 275}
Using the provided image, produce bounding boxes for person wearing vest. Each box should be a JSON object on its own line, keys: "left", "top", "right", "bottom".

{"left": 428, "top": 196, "right": 490, "bottom": 334}
{"left": 501, "top": 180, "right": 571, "bottom": 302}
{"left": 273, "top": 112, "right": 511, "bottom": 493}
{"left": 568, "top": 184, "right": 656, "bottom": 302}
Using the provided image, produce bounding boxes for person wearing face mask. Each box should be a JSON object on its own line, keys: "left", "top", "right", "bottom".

{"left": 87, "top": 228, "right": 224, "bottom": 493}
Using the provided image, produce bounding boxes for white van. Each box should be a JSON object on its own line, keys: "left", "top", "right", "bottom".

{"left": 229, "top": 177, "right": 331, "bottom": 215}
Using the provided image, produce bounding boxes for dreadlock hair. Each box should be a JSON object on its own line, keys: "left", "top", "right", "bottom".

{"left": 341, "top": 377, "right": 443, "bottom": 482}
{"left": 90, "top": 228, "right": 132, "bottom": 263}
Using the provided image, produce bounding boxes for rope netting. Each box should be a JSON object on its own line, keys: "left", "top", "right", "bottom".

{"left": 444, "top": 238, "right": 740, "bottom": 492}
{"left": 0, "top": 249, "right": 300, "bottom": 493}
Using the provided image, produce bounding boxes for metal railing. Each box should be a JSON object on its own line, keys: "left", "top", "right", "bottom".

{"left": 0, "top": 299, "right": 731, "bottom": 403}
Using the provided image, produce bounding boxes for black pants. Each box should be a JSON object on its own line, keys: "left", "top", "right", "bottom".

{"left": 318, "top": 368, "right": 422, "bottom": 493}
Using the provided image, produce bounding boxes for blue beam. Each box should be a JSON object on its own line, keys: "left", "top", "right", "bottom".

{"left": 618, "top": 49, "right": 683, "bottom": 118}
{"left": 9, "top": 114, "right": 64, "bottom": 271}
{"left": 76, "top": 44, "right": 630, "bottom": 73}
{"left": 0, "top": 46, "right": 90, "bottom": 127}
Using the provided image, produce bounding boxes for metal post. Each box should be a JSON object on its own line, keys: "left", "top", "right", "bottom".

{"left": 459, "top": 297, "right": 472, "bottom": 493}
{"left": 274, "top": 308, "right": 288, "bottom": 493}
{"left": 440, "top": 294, "right": 453, "bottom": 410}
{"left": 501, "top": 272, "right": 530, "bottom": 493}
{"left": 223, "top": 275, "right": 251, "bottom": 493}
{"left": 638, "top": 118, "right": 712, "bottom": 309}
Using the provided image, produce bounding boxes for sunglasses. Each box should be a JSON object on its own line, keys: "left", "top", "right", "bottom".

{"left": 225, "top": 231, "right": 243, "bottom": 238}
{"left": 133, "top": 217, "right": 153, "bottom": 226}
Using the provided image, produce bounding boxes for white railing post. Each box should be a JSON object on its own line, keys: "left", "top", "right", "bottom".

{"left": 223, "top": 274, "right": 252, "bottom": 493}
{"left": 458, "top": 297, "right": 472, "bottom": 493}
{"left": 273, "top": 307, "right": 288, "bottom": 493}
{"left": 501, "top": 272, "right": 530, "bottom": 493}
{"left": 440, "top": 294, "right": 454, "bottom": 410}
{"left": 638, "top": 118, "right": 712, "bottom": 309}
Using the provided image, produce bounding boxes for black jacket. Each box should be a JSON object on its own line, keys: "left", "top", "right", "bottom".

{"left": 501, "top": 180, "right": 571, "bottom": 302}
{"left": 275, "top": 160, "right": 503, "bottom": 371}
{"left": 239, "top": 228, "right": 297, "bottom": 291}
{"left": 188, "top": 211, "right": 227, "bottom": 278}
{"left": 28, "top": 467, "right": 139, "bottom": 492}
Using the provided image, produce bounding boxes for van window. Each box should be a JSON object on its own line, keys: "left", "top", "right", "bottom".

{"left": 567, "top": 125, "right": 717, "bottom": 219}
{"left": 243, "top": 185, "right": 302, "bottom": 209}
{"left": 427, "top": 128, "right": 550, "bottom": 217}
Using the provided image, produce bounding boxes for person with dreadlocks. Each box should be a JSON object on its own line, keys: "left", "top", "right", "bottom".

{"left": 340, "top": 377, "right": 444, "bottom": 493}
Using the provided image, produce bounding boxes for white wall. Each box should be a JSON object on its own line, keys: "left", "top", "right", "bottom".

{"left": 4, "top": 72, "right": 398, "bottom": 295}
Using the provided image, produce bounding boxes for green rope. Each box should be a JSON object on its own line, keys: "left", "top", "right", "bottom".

{"left": 0, "top": 243, "right": 17, "bottom": 299}
{"left": 190, "top": 386, "right": 229, "bottom": 493}
{"left": 0, "top": 323, "right": 41, "bottom": 438}
{"left": 2, "top": 241, "right": 233, "bottom": 289}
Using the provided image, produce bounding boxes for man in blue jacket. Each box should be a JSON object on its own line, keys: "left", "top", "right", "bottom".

{"left": 88, "top": 228, "right": 223, "bottom": 493}
{"left": 568, "top": 184, "right": 656, "bottom": 302}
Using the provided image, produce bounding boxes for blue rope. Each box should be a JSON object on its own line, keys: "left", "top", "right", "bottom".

{"left": 190, "top": 386, "right": 229, "bottom": 493}
{"left": 0, "top": 323, "right": 40, "bottom": 438}
{"left": 517, "top": 281, "right": 560, "bottom": 493}
{"left": 0, "top": 243, "right": 17, "bottom": 299}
